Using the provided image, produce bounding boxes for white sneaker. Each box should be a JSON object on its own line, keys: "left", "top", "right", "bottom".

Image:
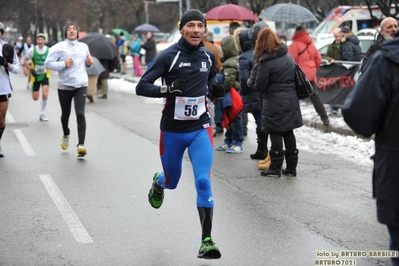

{"left": 61, "top": 135, "right": 69, "bottom": 150}
{"left": 39, "top": 114, "right": 49, "bottom": 122}
{"left": 77, "top": 144, "right": 87, "bottom": 157}
{"left": 0, "top": 144, "right": 4, "bottom": 157}
{"left": 216, "top": 143, "right": 231, "bottom": 151}
{"left": 226, "top": 145, "right": 243, "bottom": 154}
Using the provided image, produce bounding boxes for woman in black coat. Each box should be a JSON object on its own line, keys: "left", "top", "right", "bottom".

{"left": 247, "top": 28, "right": 303, "bottom": 177}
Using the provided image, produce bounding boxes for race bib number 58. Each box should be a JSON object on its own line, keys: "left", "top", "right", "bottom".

{"left": 174, "top": 95, "right": 206, "bottom": 120}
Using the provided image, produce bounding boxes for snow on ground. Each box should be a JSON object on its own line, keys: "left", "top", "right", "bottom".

{"left": 108, "top": 78, "right": 375, "bottom": 168}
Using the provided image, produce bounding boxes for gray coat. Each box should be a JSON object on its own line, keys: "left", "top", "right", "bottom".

{"left": 247, "top": 45, "right": 303, "bottom": 134}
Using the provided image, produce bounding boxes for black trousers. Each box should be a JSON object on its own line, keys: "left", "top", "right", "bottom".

{"left": 270, "top": 130, "right": 296, "bottom": 151}
{"left": 58, "top": 87, "right": 87, "bottom": 145}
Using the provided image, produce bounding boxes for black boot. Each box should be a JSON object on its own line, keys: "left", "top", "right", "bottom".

{"left": 250, "top": 129, "right": 268, "bottom": 159}
{"left": 282, "top": 149, "right": 298, "bottom": 177}
{"left": 261, "top": 150, "right": 284, "bottom": 177}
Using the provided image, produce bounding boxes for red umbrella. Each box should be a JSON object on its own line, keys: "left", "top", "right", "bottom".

{"left": 205, "top": 4, "right": 258, "bottom": 21}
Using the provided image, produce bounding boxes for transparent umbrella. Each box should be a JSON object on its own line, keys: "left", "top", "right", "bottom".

{"left": 258, "top": 3, "right": 318, "bottom": 24}
{"left": 134, "top": 23, "right": 160, "bottom": 33}
{"left": 86, "top": 57, "right": 105, "bottom": 76}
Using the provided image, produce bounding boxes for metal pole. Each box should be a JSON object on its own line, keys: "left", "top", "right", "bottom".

{"left": 186, "top": 0, "right": 190, "bottom": 10}
{"left": 144, "top": 1, "right": 149, "bottom": 24}
{"left": 179, "top": 0, "right": 182, "bottom": 19}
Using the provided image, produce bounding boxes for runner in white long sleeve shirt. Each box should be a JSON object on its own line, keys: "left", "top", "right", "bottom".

{"left": 0, "top": 22, "right": 20, "bottom": 157}
{"left": 44, "top": 22, "right": 94, "bottom": 158}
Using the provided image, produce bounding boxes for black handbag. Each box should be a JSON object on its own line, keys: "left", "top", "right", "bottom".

{"left": 291, "top": 46, "right": 314, "bottom": 99}
{"left": 294, "top": 63, "right": 314, "bottom": 99}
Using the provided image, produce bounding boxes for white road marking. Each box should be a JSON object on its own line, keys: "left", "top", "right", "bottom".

{"left": 6, "top": 111, "right": 16, "bottom": 123}
{"left": 13, "top": 129, "right": 36, "bottom": 156}
{"left": 39, "top": 174, "right": 93, "bottom": 244}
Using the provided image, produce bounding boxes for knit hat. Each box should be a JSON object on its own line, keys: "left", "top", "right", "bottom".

{"left": 64, "top": 22, "right": 79, "bottom": 39}
{"left": 0, "top": 22, "right": 4, "bottom": 35}
{"left": 179, "top": 9, "right": 206, "bottom": 30}
{"left": 340, "top": 26, "right": 351, "bottom": 34}
{"left": 37, "top": 33, "right": 46, "bottom": 40}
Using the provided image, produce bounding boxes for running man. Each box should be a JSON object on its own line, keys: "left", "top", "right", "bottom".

{"left": 136, "top": 9, "right": 224, "bottom": 259}
{"left": 24, "top": 33, "right": 51, "bottom": 121}
{"left": 44, "top": 22, "right": 93, "bottom": 157}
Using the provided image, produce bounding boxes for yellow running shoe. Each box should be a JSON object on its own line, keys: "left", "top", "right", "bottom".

{"left": 77, "top": 144, "right": 87, "bottom": 157}
{"left": 61, "top": 135, "right": 69, "bottom": 150}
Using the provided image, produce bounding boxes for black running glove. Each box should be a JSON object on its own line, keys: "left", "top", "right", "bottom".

{"left": 168, "top": 79, "right": 186, "bottom": 94}
{"left": 30, "top": 69, "right": 37, "bottom": 77}
{"left": 0, "top": 56, "right": 6, "bottom": 67}
{"left": 210, "top": 84, "right": 225, "bottom": 99}
{"left": 161, "top": 79, "right": 186, "bottom": 95}
{"left": 2, "top": 43, "right": 14, "bottom": 64}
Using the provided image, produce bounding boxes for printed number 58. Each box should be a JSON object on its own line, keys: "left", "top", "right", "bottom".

{"left": 184, "top": 105, "right": 198, "bottom": 116}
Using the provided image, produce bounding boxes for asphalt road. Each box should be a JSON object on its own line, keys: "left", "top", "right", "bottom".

{"left": 0, "top": 70, "right": 391, "bottom": 266}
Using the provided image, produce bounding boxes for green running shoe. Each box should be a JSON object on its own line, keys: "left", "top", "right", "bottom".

{"left": 148, "top": 172, "right": 164, "bottom": 209}
{"left": 197, "top": 237, "right": 221, "bottom": 259}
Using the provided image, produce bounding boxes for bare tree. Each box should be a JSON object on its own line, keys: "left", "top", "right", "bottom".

{"left": 11, "top": 0, "right": 396, "bottom": 41}
{"left": 365, "top": 0, "right": 399, "bottom": 18}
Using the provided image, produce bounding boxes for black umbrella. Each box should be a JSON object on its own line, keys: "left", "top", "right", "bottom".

{"left": 79, "top": 33, "right": 118, "bottom": 60}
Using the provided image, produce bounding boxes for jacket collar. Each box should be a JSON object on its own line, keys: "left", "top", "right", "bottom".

{"left": 66, "top": 39, "right": 78, "bottom": 45}
{"left": 178, "top": 37, "right": 204, "bottom": 51}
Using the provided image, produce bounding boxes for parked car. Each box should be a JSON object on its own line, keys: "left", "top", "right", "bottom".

{"left": 153, "top": 32, "right": 170, "bottom": 43}
{"left": 156, "top": 25, "right": 180, "bottom": 54}
{"left": 315, "top": 35, "right": 375, "bottom": 61}
{"left": 356, "top": 28, "right": 379, "bottom": 37}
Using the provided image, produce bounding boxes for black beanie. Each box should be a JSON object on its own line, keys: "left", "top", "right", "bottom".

{"left": 64, "top": 22, "right": 79, "bottom": 39}
{"left": 179, "top": 9, "right": 206, "bottom": 30}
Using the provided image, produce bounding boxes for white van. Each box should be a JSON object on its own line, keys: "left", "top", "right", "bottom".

{"left": 312, "top": 5, "right": 398, "bottom": 41}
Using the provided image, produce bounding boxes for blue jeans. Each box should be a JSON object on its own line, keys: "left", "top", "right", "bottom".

{"left": 224, "top": 112, "right": 244, "bottom": 145}
{"left": 214, "top": 74, "right": 224, "bottom": 126}
{"left": 388, "top": 225, "right": 399, "bottom": 266}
